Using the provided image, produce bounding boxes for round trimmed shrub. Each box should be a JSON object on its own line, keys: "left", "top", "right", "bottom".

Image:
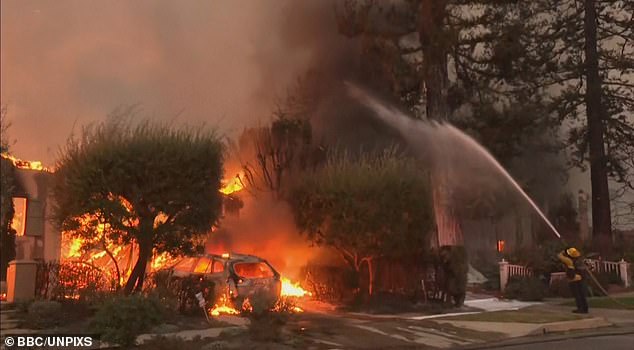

{"left": 27, "top": 300, "right": 62, "bottom": 329}
{"left": 90, "top": 295, "right": 166, "bottom": 347}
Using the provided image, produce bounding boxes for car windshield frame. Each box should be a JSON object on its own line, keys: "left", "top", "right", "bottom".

{"left": 230, "top": 260, "right": 278, "bottom": 279}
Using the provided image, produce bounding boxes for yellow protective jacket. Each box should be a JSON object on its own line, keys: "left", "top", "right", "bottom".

{"left": 557, "top": 251, "right": 582, "bottom": 282}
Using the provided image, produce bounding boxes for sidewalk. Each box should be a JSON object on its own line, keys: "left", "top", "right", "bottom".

{"left": 543, "top": 294, "right": 634, "bottom": 327}
{"left": 420, "top": 294, "right": 634, "bottom": 349}
{"left": 431, "top": 304, "right": 613, "bottom": 337}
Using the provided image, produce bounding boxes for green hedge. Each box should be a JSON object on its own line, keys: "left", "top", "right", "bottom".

{"left": 504, "top": 276, "right": 547, "bottom": 301}
{"left": 90, "top": 295, "right": 166, "bottom": 347}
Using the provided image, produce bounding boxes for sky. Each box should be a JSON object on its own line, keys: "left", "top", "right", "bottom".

{"left": 1, "top": 0, "right": 331, "bottom": 165}
{"left": 2, "top": 0, "right": 631, "bottom": 229}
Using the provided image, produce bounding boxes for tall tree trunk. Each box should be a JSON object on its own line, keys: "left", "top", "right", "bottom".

{"left": 578, "top": 190, "right": 591, "bottom": 242}
{"left": 419, "top": 0, "right": 450, "bottom": 121}
{"left": 123, "top": 217, "right": 154, "bottom": 294}
{"left": 123, "top": 253, "right": 143, "bottom": 294}
{"left": 365, "top": 257, "right": 375, "bottom": 296}
{"left": 583, "top": 0, "right": 612, "bottom": 255}
{"left": 419, "top": 0, "right": 463, "bottom": 246}
{"left": 432, "top": 176, "right": 463, "bottom": 246}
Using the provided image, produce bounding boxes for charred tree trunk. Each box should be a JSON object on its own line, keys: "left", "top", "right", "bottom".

{"left": 432, "top": 174, "right": 463, "bottom": 246}
{"left": 123, "top": 256, "right": 142, "bottom": 294}
{"left": 419, "top": 0, "right": 463, "bottom": 246}
{"left": 365, "top": 257, "right": 375, "bottom": 296}
{"left": 583, "top": 0, "right": 612, "bottom": 255}
{"left": 123, "top": 217, "right": 154, "bottom": 294}
{"left": 103, "top": 241, "right": 122, "bottom": 290}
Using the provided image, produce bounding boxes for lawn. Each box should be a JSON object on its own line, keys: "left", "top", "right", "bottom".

{"left": 562, "top": 297, "right": 634, "bottom": 310}
{"left": 438, "top": 307, "right": 585, "bottom": 323}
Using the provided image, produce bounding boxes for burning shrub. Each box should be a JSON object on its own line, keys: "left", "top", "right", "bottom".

{"left": 300, "top": 264, "right": 351, "bottom": 302}
{"left": 242, "top": 291, "right": 293, "bottom": 342}
{"left": 144, "top": 270, "right": 180, "bottom": 310}
{"left": 91, "top": 295, "right": 167, "bottom": 347}
{"left": 35, "top": 261, "right": 112, "bottom": 302}
{"left": 146, "top": 271, "right": 216, "bottom": 315}
{"left": 53, "top": 117, "right": 224, "bottom": 294}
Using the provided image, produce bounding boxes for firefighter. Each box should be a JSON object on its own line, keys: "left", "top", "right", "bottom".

{"left": 557, "top": 247, "right": 589, "bottom": 313}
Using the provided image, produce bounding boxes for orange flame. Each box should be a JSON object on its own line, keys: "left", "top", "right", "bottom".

{"left": 291, "top": 306, "right": 304, "bottom": 313}
{"left": 150, "top": 252, "right": 171, "bottom": 271}
{"left": 280, "top": 277, "right": 312, "bottom": 298}
{"left": 219, "top": 173, "right": 244, "bottom": 195}
{"left": 65, "top": 237, "right": 84, "bottom": 259}
{"left": 60, "top": 195, "right": 174, "bottom": 283}
{"left": 1, "top": 153, "right": 50, "bottom": 172}
{"left": 209, "top": 293, "right": 305, "bottom": 317}
{"left": 241, "top": 297, "right": 253, "bottom": 313}
{"left": 209, "top": 294, "right": 240, "bottom": 316}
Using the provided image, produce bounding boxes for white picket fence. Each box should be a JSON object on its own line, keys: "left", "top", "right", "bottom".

{"left": 499, "top": 258, "right": 631, "bottom": 292}
{"left": 498, "top": 259, "right": 532, "bottom": 292}
{"left": 584, "top": 259, "right": 620, "bottom": 275}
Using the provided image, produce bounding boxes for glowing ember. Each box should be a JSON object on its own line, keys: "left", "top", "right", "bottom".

{"left": 281, "top": 277, "right": 311, "bottom": 298}
{"left": 65, "top": 237, "right": 84, "bottom": 259}
{"left": 241, "top": 297, "right": 253, "bottom": 313}
{"left": 219, "top": 173, "right": 244, "bottom": 195}
{"left": 89, "top": 251, "right": 107, "bottom": 261}
{"left": 151, "top": 252, "right": 171, "bottom": 271}
{"left": 1, "top": 153, "right": 50, "bottom": 172}
{"left": 209, "top": 295, "right": 240, "bottom": 316}
{"left": 210, "top": 305, "right": 240, "bottom": 316}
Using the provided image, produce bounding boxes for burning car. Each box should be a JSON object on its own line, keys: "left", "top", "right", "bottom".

{"left": 169, "top": 253, "right": 281, "bottom": 308}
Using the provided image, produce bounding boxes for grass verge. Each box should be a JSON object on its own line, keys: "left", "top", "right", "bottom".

{"left": 561, "top": 297, "right": 634, "bottom": 310}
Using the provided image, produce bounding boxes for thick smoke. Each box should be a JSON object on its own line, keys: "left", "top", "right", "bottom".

{"left": 1, "top": 0, "right": 364, "bottom": 275}
{"left": 1, "top": 0, "right": 350, "bottom": 163}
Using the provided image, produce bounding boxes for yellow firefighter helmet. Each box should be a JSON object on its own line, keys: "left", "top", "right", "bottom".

{"left": 566, "top": 247, "right": 581, "bottom": 258}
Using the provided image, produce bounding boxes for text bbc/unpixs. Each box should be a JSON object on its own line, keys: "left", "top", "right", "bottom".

{"left": 4, "top": 335, "right": 95, "bottom": 348}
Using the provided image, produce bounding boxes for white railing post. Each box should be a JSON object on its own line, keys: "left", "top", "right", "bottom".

{"left": 499, "top": 259, "right": 509, "bottom": 292}
{"left": 618, "top": 259, "right": 630, "bottom": 288}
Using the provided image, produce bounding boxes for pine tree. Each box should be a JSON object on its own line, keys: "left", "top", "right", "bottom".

{"left": 335, "top": 0, "right": 566, "bottom": 246}
{"left": 527, "top": 0, "right": 633, "bottom": 253}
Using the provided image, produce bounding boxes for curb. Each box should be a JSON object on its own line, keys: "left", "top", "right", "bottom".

{"left": 460, "top": 326, "right": 634, "bottom": 349}
{"left": 527, "top": 317, "right": 613, "bottom": 335}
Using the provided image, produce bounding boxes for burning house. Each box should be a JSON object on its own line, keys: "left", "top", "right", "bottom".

{"left": 1, "top": 154, "right": 60, "bottom": 302}
{"left": 0, "top": 154, "right": 311, "bottom": 310}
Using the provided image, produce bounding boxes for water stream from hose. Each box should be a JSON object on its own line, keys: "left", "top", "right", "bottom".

{"left": 347, "top": 83, "right": 562, "bottom": 239}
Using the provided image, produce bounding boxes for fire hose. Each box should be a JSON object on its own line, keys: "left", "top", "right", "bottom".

{"left": 583, "top": 262, "right": 630, "bottom": 308}
{"left": 558, "top": 238, "right": 629, "bottom": 308}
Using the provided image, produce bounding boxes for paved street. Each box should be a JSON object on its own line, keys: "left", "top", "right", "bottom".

{"left": 288, "top": 311, "right": 504, "bottom": 349}
{"left": 286, "top": 296, "right": 633, "bottom": 349}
